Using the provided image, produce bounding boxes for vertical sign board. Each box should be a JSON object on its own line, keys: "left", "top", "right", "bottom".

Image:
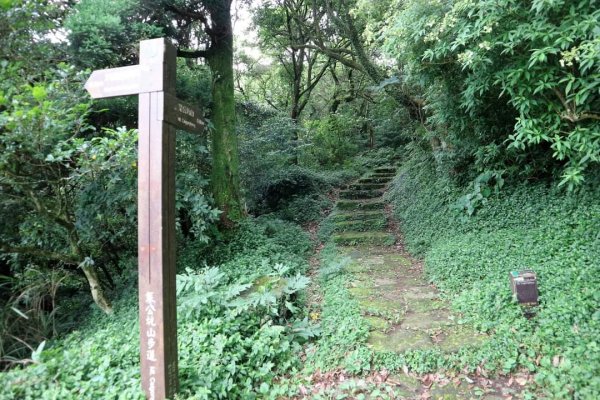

{"left": 85, "top": 38, "right": 205, "bottom": 400}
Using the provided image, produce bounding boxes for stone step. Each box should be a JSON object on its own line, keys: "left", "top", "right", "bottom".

{"left": 349, "top": 182, "right": 387, "bottom": 190}
{"left": 332, "top": 231, "right": 395, "bottom": 246}
{"left": 330, "top": 210, "right": 386, "bottom": 222}
{"left": 333, "top": 217, "right": 387, "bottom": 232}
{"left": 358, "top": 176, "right": 393, "bottom": 184}
{"left": 337, "top": 199, "right": 385, "bottom": 211}
{"left": 339, "top": 189, "right": 384, "bottom": 200}
{"left": 374, "top": 166, "right": 396, "bottom": 174}
{"left": 370, "top": 173, "right": 396, "bottom": 179}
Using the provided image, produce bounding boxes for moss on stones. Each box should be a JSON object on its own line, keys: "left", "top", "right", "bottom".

{"left": 435, "top": 326, "right": 487, "bottom": 352}
{"left": 339, "top": 189, "right": 384, "bottom": 200}
{"left": 333, "top": 218, "right": 387, "bottom": 232}
{"left": 337, "top": 199, "right": 386, "bottom": 211}
{"left": 368, "top": 328, "right": 433, "bottom": 353}
{"left": 332, "top": 232, "right": 395, "bottom": 246}
{"left": 401, "top": 309, "right": 454, "bottom": 330}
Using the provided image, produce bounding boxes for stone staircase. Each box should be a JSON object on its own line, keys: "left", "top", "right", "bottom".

{"left": 329, "top": 165, "right": 486, "bottom": 356}
{"left": 317, "top": 168, "right": 522, "bottom": 398}
{"left": 331, "top": 167, "right": 397, "bottom": 247}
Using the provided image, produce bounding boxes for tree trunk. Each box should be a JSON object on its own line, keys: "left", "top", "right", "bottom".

{"left": 207, "top": 1, "right": 243, "bottom": 224}
{"left": 80, "top": 259, "right": 113, "bottom": 314}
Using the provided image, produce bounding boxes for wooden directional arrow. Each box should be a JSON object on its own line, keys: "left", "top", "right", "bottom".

{"left": 159, "top": 92, "right": 205, "bottom": 134}
{"left": 84, "top": 65, "right": 162, "bottom": 99}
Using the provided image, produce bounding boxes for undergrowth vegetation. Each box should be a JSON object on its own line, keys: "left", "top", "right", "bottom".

{"left": 0, "top": 217, "right": 316, "bottom": 399}
{"left": 386, "top": 150, "right": 600, "bottom": 398}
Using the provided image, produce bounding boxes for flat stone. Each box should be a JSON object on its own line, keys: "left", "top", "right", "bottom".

{"left": 347, "top": 260, "right": 399, "bottom": 275}
{"left": 349, "top": 183, "right": 386, "bottom": 190}
{"left": 373, "top": 277, "right": 398, "bottom": 286}
{"left": 383, "top": 254, "right": 412, "bottom": 267}
{"left": 391, "top": 275, "right": 423, "bottom": 288}
{"left": 333, "top": 218, "right": 387, "bottom": 232}
{"left": 429, "top": 380, "right": 486, "bottom": 399}
{"left": 368, "top": 328, "right": 433, "bottom": 353}
{"left": 364, "top": 316, "right": 390, "bottom": 331}
{"left": 336, "top": 199, "right": 386, "bottom": 211}
{"left": 387, "top": 373, "right": 421, "bottom": 397}
{"left": 402, "top": 286, "right": 439, "bottom": 300}
{"left": 401, "top": 309, "right": 455, "bottom": 330}
{"left": 339, "top": 189, "right": 384, "bottom": 199}
{"left": 358, "top": 176, "right": 393, "bottom": 184}
{"left": 348, "top": 286, "right": 373, "bottom": 298}
{"left": 361, "top": 255, "right": 386, "bottom": 265}
{"left": 388, "top": 373, "right": 421, "bottom": 392}
{"left": 406, "top": 298, "right": 445, "bottom": 313}
{"left": 359, "top": 297, "right": 405, "bottom": 316}
{"left": 332, "top": 231, "right": 395, "bottom": 246}
{"left": 374, "top": 166, "right": 396, "bottom": 174}
{"left": 434, "top": 326, "right": 487, "bottom": 352}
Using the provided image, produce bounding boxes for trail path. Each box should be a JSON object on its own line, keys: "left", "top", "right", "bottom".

{"left": 315, "top": 167, "right": 524, "bottom": 399}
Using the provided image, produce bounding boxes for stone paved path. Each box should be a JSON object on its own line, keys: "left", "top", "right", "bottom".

{"left": 319, "top": 167, "right": 524, "bottom": 399}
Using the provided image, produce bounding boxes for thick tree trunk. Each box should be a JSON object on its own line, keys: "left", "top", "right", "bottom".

{"left": 207, "top": 1, "right": 243, "bottom": 224}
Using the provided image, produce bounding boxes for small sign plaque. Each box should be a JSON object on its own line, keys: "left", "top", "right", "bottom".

{"left": 160, "top": 92, "right": 205, "bottom": 133}
{"left": 510, "top": 270, "right": 538, "bottom": 306}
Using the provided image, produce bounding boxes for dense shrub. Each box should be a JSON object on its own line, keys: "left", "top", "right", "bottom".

{"left": 383, "top": 0, "right": 600, "bottom": 187}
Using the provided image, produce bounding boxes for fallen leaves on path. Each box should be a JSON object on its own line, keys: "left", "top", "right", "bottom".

{"left": 289, "top": 366, "right": 534, "bottom": 399}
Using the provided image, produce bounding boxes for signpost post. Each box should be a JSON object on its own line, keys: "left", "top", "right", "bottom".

{"left": 85, "top": 38, "right": 204, "bottom": 400}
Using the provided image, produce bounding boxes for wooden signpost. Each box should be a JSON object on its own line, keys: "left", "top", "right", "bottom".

{"left": 85, "top": 38, "right": 204, "bottom": 400}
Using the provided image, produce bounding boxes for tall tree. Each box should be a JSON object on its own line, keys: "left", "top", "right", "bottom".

{"left": 170, "top": 0, "right": 243, "bottom": 223}
{"left": 262, "top": 0, "right": 425, "bottom": 121}
{"left": 67, "top": 0, "right": 244, "bottom": 223}
{"left": 254, "top": 0, "right": 331, "bottom": 122}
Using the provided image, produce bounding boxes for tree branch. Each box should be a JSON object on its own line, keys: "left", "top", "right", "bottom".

{"left": 0, "top": 244, "right": 79, "bottom": 264}
{"left": 177, "top": 48, "right": 212, "bottom": 59}
{"left": 290, "top": 43, "right": 365, "bottom": 73}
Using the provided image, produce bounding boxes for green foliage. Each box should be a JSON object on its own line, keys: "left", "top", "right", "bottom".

{"left": 0, "top": 216, "right": 315, "bottom": 399}
{"left": 204, "top": 217, "right": 312, "bottom": 268}
{"left": 0, "top": 0, "right": 59, "bottom": 64}
{"left": 386, "top": 156, "right": 600, "bottom": 398}
{"left": 303, "top": 114, "right": 363, "bottom": 167}
{"left": 66, "top": 0, "right": 162, "bottom": 68}
{"left": 453, "top": 170, "right": 504, "bottom": 218}
{"left": 239, "top": 109, "right": 356, "bottom": 219}
{"left": 0, "top": 56, "right": 218, "bottom": 356}
{"left": 382, "top": 0, "right": 600, "bottom": 186}
{"left": 274, "top": 194, "right": 333, "bottom": 225}
{"left": 304, "top": 244, "right": 371, "bottom": 372}
{"left": 0, "top": 269, "right": 71, "bottom": 367}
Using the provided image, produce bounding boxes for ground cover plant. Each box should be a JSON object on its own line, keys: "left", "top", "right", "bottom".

{"left": 0, "top": 217, "right": 316, "bottom": 399}
{"left": 386, "top": 151, "right": 600, "bottom": 398}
